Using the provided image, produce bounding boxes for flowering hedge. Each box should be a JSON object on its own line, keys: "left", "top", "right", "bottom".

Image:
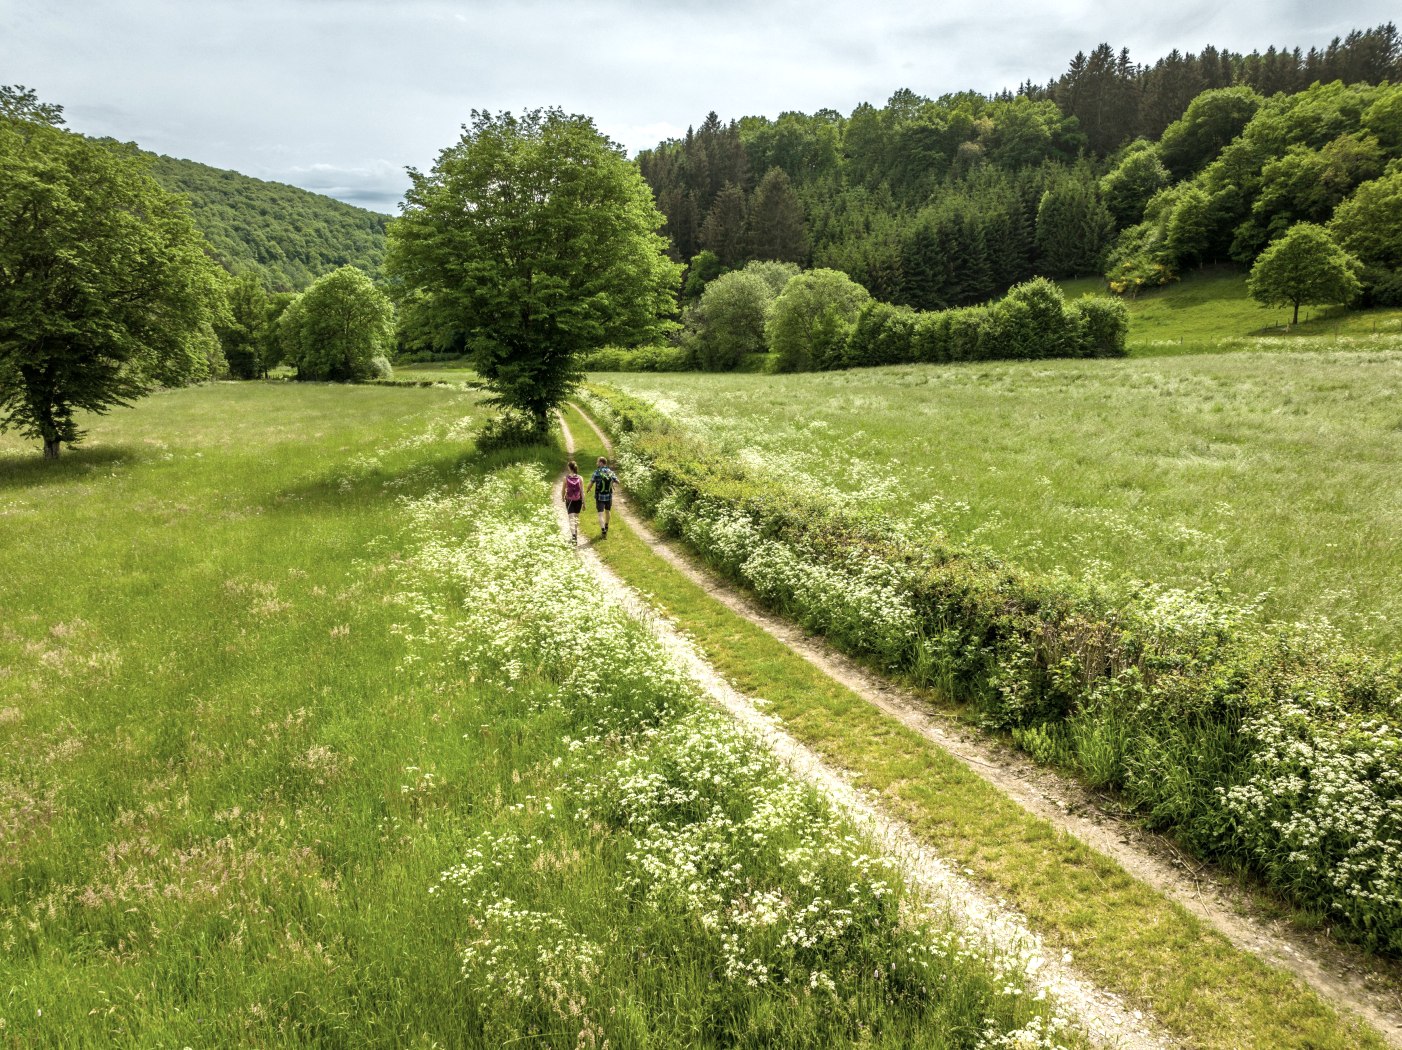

{"left": 584, "top": 384, "right": 1402, "bottom": 954}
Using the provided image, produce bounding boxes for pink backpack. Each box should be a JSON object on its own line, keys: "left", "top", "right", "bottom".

{"left": 564, "top": 474, "right": 583, "bottom": 501}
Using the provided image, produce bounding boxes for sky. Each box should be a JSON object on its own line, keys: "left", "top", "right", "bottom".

{"left": 3, "top": 1, "right": 1397, "bottom": 213}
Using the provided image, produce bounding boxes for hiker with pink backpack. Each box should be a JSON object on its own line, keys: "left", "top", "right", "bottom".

{"left": 562, "top": 460, "right": 584, "bottom": 545}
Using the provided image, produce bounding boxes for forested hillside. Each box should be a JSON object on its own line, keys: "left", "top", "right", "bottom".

{"left": 639, "top": 23, "right": 1402, "bottom": 311}
{"left": 144, "top": 151, "right": 390, "bottom": 290}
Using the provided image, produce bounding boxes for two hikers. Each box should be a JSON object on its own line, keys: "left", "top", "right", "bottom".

{"left": 562, "top": 456, "right": 618, "bottom": 543}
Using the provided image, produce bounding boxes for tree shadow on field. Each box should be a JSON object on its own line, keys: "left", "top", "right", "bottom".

{"left": 267, "top": 438, "right": 564, "bottom": 514}
{"left": 0, "top": 445, "right": 145, "bottom": 491}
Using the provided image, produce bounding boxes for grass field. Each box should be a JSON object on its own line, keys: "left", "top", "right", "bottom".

{"left": 605, "top": 347, "right": 1402, "bottom": 654}
{"left": 1058, "top": 269, "right": 1402, "bottom": 356}
{"left": 0, "top": 383, "right": 1081, "bottom": 1047}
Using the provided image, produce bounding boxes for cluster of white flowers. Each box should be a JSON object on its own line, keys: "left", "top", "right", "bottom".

{"left": 1220, "top": 699, "right": 1402, "bottom": 949}
{"left": 392, "top": 458, "right": 1075, "bottom": 1041}
{"left": 627, "top": 457, "right": 919, "bottom": 666}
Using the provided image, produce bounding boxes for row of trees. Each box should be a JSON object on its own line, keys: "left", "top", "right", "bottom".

{"left": 682, "top": 263, "right": 1126, "bottom": 373}
{"left": 216, "top": 267, "right": 395, "bottom": 382}
{"left": 638, "top": 25, "right": 1401, "bottom": 311}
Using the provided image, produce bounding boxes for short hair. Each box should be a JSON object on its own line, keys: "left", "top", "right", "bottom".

{"left": 567, "top": 459, "right": 577, "bottom": 473}
{"left": 597, "top": 456, "right": 608, "bottom": 466}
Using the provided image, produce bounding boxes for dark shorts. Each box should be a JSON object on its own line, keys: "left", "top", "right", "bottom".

{"left": 566, "top": 499, "right": 583, "bottom": 514}
{"left": 595, "top": 496, "right": 613, "bottom": 509}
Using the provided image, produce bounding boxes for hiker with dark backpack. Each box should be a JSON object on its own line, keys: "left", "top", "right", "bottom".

{"left": 589, "top": 456, "right": 618, "bottom": 539}
{"left": 562, "top": 460, "right": 584, "bottom": 545}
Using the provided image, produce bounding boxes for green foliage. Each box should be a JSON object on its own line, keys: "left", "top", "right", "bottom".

{"left": 1035, "top": 172, "right": 1115, "bottom": 278}
{"left": 1331, "top": 169, "right": 1402, "bottom": 304}
{"left": 767, "top": 269, "right": 872, "bottom": 371}
{"left": 577, "top": 344, "right": 691, "bottom": 372}
{"left": 1099, "top": 142, "right": 1170, "bottom": 226}
{"left": 1247, "top": 222, "right": 1362, "bottom": 323}
{"left": 145, "top": 152, "right": 389, "bottom": 291}
{"left": 0, "top": 114, "right": 223, "bottom": 458}
{"left": 699, "top": 182, "right": 748, "bottom": 267}
{"left": 215, "top": 271, "right": 276, "bottom": 379}
{"left": 1107, "top": 80, "right": 1402, "bottom": 288}
{"left": 386, "top": 108, "right": 681, "bottom": 424}
{"left": 0, "top": 83, "right": 65, "bottom": 126}
{"left": 745, "top": 166, "right": 809, "bottom": 262}
{"left": 281, "top": 266, "right": 395, "bottom": 382}
{"left": 681, "top": 249, "right": 727, "bottom": 300}
{"left": 688, "top": 268, "right": 782, "bottom": 370}
{"left": 1157, "top": 87, "right": 1263, "bottom": 178}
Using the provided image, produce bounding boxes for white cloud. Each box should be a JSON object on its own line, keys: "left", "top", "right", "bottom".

{"left": 2, "top": 0, "right": 1397, "bottom": 212}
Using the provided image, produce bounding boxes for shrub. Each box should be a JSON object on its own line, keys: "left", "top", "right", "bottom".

{"left": 768, "top": 269, "right": 872, "bottom": 372}
{"left": 578, "top": 345, "right": 690, "bottom": 372}
{"left": 688, "top": 270, "right": 774, "bottom": 370}
{"left": 846, "top": 301, "right": 917, "bottom": 367}
{"left": 475, "top": 407, "right": 551, "bottom": 452}
{"left": 1068, "top": 295, "right": 1130, "bottom": 357}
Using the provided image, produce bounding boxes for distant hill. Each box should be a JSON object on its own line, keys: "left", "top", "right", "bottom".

{"left": 142, "top": 150, "right": 390, "bottom": 291}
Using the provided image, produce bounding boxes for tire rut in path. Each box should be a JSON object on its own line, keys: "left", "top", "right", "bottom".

{"left": 565, "top": 401, "right": 1402, "bottom": 1048}
{"left": 557, "top": 410, "right": 1172, "bottom": 1049}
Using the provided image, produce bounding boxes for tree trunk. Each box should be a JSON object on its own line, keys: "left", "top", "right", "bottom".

{"left": 43, "top": 436, "right": 60, "bottom": 459}
{"left": 1292, "top": 301, "right": 1300, "bottom": 325}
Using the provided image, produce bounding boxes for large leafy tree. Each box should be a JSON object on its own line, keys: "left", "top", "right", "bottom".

{"left": 688, "top": 269, "right": 773, "bottom": 370}
{"left": 767, "top": 268, "right": 871, "bottom": 372}
{"left": 0, "top": 96, "right": 223, "bottom": 458}
{"left": 386, "top": 109, "right": 681, "bottom": 426}
{"left": 1247, "top": 222, "right": 1361, "bottom": 324}
{"left": 282, "top": 266, "right": 395, "bottom": 382}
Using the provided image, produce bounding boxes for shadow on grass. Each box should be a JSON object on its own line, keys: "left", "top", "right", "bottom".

{"left": 0, "top": 445, "right": 146, "bottom": 491}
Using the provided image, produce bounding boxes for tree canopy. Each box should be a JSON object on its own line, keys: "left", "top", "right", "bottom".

{"left": 280, "top": 265, "right": 395, "bottom": 382}
{"left": 386, "top": 108, "right": 681, "bottom": 425}
{"left": 1247, "top": 222, "right": 1361, "bottom": 323}
{"left": 0, "top": 105, "right": 223, "bottom": 457}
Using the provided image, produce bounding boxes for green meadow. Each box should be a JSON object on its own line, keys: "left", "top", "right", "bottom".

{"left": 606, "top": 345, "right": 1402, "bottom": 654}
{"left": 0, "top": 383, "right": 1077, "bottom": 1047}
{"left": 1058, "top": 269, "right": 1402, "bottom": 357}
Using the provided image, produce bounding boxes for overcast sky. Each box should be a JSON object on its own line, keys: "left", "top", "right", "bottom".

{"left": 3, "top": 1, "right": 1396, "bottom": 213}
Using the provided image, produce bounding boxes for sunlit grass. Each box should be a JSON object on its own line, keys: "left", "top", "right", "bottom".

{"left": 1058, "top": 268, "right": 1402, "bottom": 357}
{"left": 604, "top": 347, "right": 1402, "bottom": 654}
{"left": 0, "top": 382, "right": 1080, "bottom": 1046}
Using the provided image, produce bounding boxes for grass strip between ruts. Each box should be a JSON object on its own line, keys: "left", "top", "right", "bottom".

{"left": 561, "top": 402, "right": 1387, "bottom": 1050}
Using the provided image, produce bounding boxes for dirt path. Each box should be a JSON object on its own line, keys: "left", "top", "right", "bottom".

{"left": 565, "top": 401, "right": 1402, "bottom": 1047}
{"left": 556, "top": 411, "right": 1173, "bottom": 1049}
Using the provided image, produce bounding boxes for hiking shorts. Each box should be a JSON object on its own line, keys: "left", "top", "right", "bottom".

{"left": 566, "top": 499, "right": 583, "bottom": 514}
{"left": 595, "top": 496, "right": 613, "bottom": 510}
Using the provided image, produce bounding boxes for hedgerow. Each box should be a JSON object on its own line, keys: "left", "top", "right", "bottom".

{"left": 578, "top": 344, "right": 691, "bottom": 372}
{"left": 582, "top": 384, "right": 1402, "bottom": 955}
{"left": 839, "top": 280, "right": 1129, "bottom": 369}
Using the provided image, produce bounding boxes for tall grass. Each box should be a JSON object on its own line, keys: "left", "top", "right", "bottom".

{"left": 604, "top": 348, "right": 1402, "bottom": 654}
{"left": 0, "top": 384, "right": 1079, "bottom": 1046}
